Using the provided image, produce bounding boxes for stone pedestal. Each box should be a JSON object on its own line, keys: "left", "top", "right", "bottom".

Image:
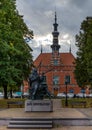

{"left": 25, "top": 100, "right": 53, "bottom": 112}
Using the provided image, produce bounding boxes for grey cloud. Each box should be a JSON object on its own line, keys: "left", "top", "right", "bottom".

{"left": 16, "top": 0, "right": 92, "bottom": 59}
{"left": 16, "top": 0, "right": 92, "bottom": 35}
{"left": 69, "top": 0, "right": 87, "bottom": 8}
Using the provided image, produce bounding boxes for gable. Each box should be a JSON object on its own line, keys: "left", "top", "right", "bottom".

{"left": 34, "top": 52, "right": 75, "bottom": 67}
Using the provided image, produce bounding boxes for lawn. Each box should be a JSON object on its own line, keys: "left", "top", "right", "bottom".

{"left": 62, "top": 98, "right": 92, "bottom": 108}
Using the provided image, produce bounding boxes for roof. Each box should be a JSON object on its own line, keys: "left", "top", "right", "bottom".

{"left": 34, "top": 52, "right": 75, "bottom": 67}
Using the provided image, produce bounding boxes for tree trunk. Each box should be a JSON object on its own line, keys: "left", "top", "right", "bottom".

{"left": 3, "top": 85, "right": 8, "bottom": 99}
{"left": 10, "top": 88, "right": 13, "bottom": 98}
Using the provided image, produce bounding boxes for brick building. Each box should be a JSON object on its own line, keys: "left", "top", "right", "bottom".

{"left": 33, "top": 12, "right": 81, "bottom": 95}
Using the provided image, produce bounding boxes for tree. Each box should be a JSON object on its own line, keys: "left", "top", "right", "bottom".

{"left": 74, "top": 17, "right": 92, "bottom": 88}
{"left": 0, "top": 0, "right": 33, "bottom": 98}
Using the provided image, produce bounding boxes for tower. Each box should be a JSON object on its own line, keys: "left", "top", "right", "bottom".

{"left": 51, "top": 12, "right": 61, "bottom": 66}
{"left": 51, "top": 12, "right": 60, "bottom": 53}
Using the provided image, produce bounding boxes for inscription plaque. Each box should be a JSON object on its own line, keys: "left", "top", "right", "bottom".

{"left": 25, "top": 100, "right": 53, "bottom": 112}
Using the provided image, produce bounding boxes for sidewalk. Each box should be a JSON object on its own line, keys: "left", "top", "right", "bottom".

{"left": 0, "top": 99, "right": 92, "bottom": 130}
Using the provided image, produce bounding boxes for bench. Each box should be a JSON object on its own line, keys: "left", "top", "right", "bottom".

{"left": 7, "top": 101, "right": 24, "bottom": 108}
{"left": 71, "top": 101, "right": 86, "bottom": 108}
{"left": 90, "top": 102, "right": 92, "bottom": 107}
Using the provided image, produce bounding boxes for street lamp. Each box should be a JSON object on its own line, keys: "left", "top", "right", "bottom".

{"left": 65, "top": 81, "right": 68, "bottom": 106}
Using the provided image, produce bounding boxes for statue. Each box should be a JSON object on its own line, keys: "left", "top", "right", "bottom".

{"left": 29, "top": 68, "right": 51, "bottom": 100}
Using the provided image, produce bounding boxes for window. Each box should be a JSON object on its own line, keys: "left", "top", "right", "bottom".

{"left": 53, "top": 76, "right": 59, "bottom": 85}
{"left": 81, "top": 89, "right": 85, "bottom": 93}
{"left": 69, "top": 89, "right": 74, "bottom": 93}
{"left": 54, "top": 59, "right": 58, "bottom": 66}
{"left": 65, "top": 75, "right": 70, "bottom": 84}
{"left": 54, "top": 37, "right": 58, "bottom": 40}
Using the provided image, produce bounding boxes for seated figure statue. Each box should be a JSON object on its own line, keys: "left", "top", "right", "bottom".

{"left": 29, "top": 68, "right": 51, "bottom": 100}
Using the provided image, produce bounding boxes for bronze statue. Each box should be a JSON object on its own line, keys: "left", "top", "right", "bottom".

{"left": 29, "top": 68, "right": 51, "bottom": 100}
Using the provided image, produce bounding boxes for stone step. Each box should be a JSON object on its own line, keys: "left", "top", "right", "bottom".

{"left": 11, "top": 117, "right": 52, "bottom": 121}
{"left": 9, "top": 120, "right": 52, "bottom": 124}
{"left": 8, "top": 124, "right": 52, "bottom": 129}
{"left": 7, "top": 118, "right": 53, "bottom": 129}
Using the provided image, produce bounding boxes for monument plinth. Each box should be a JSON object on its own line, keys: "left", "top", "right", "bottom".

{"left": 25, "top": 100, "right": 53, "bottom": 112}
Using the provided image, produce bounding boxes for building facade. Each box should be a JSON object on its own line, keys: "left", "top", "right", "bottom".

{"left": 33, "top": 12, "right": 82, "bottom": 95}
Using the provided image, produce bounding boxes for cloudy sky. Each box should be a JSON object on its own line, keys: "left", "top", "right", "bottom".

{"left": 16, "top": 0, "right": 92, "bottom": 60}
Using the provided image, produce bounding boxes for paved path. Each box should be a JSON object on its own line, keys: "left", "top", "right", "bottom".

{"left": 0, "top": 99, "right": 92, "bottom": 130}
{"left": 0, "top": 108, "right": 87, "bottom": 118}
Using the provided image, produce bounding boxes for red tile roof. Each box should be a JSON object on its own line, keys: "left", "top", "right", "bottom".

{"left": 34, "top": 52, "right": 75, "bottom": 67}
{"left": 60, "top": 53, "right": 75, "bottom": 65}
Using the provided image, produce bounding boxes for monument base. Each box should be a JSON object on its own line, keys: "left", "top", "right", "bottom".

{"left": 25, "top": 99, "right": 53, "bottom": 112}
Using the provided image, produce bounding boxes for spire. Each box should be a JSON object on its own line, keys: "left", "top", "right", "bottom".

{"left": 55, "top": 11, "right": 57, "bottom": 24}
{"left": 53, "top": 11, "right": 58, "bottom": 31}
{"left": 41, "top": 44, "right": 43, "bottom": 53}
{"left": 69, "top": 44, "right": 71, "bottom": 53}
{"left": 51, "top": 12, "right": 60, "bottom": 53}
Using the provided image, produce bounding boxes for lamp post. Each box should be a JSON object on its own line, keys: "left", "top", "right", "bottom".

{"left": 65, "top": 81, "right": 68, "bottom": 106}
{"left": 65, "top": 76, "right": 69, "bottom": 107}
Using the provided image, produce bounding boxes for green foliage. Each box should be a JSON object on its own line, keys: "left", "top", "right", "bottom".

{"left": 74, "top": 17, "right": 92, "bottom": 87}
{"left": 0, "top": 0, "right": 33, "bottom": 98}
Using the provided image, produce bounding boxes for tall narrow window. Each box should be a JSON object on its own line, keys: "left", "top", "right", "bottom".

{"left": 53, "top": 76, "right": 59, "bottom": 85}
{"left": 54, "top": 59, "right": 58, "bottom": 66}
{"left": 65, "top": 75, "right": 70, "bottom": 84}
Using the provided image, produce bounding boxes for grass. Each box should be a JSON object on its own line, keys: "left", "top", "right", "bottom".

{"left": 61, "top": 98, "right": 92, "bottom": 108}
